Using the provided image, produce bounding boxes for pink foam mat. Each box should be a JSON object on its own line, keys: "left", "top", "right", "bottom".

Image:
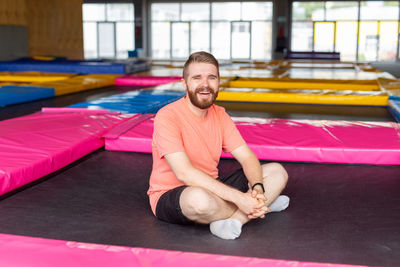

{"left": 0, "top": 233, "right": 363, "bottom": 267}
{"left": 0, "top": 108, "right": 135, "bottom": 196}
{"left": 41, "top": 107, "right": 117, "bottom": 114}
{"left": 115, "top": 75, "right": 182, "bottom": 86}
{"left": 104, "top": 116, "right": 400, "bottom": 165}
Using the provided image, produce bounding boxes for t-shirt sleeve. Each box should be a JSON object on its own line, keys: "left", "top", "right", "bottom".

{"left": 153, "top": 109, "right": 185, "bottom": 158}
{"left": 220, "top": 110, "right": 246, "bottom": 153}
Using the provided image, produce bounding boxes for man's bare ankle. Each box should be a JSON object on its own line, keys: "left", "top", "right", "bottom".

{"left": 230, "top": 209, "right": 249, "bottom": 224}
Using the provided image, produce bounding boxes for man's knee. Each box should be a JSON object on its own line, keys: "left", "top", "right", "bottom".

{"left": 262, "top": 162, "right": 289, "bottom": 185}
{"left": 179, "top": 187, "right": 218, "bottom": 219}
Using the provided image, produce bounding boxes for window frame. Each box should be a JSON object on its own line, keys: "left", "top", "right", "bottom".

{"left": 149, "top": 1, "right": 273, "bottom": 61}
{"left": 82, "top": 2, "right": 135, "bottom": 59}
{"left": 291, "top": 0, "right": 400, "bottom": 62}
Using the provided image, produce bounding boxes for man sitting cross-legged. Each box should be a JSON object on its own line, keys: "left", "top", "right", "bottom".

{"left": 147, "top": 51, "right": 289, "bottom": 240}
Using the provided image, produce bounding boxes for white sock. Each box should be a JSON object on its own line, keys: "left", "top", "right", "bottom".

{"left": 210, "top": 218, "right": 243, "bottom": 240}
{"left": 269, "top": 195, "right": 290, "bottom": 213}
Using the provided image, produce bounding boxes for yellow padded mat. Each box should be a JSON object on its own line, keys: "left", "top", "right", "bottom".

{"left": 0, "top": 72, "right": 75, "bottom": 83}
{"left": 34, "top": 74, "right": 120, "bottom": 96}
{"left": 217, "top": 87, "right": 388, "bottom": 106}
{"left": 378, "top": 78, "right": 400, "bottom": 97}
{"left": 228, "top": 77, "right": 380, "bottom": 91}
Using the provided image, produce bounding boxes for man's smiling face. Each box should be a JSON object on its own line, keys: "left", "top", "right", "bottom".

{"left": 183, "top": 62, "right": 220, "bottom": 109}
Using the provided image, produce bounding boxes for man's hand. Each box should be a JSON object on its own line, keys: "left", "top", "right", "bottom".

{"left": 251, "top": 184, "right": 266, "bottom": 200}
{"left": 235, "top": 191, "right": 269, "bottom": 219}
{"left": 230, "top": 145, "right": 269, "bottom": 218}
{"left": 250, "top": 195, "right": 270, "bottom": 219}
{"left": 249, "top": 186, "right": 269, "bottom": 219}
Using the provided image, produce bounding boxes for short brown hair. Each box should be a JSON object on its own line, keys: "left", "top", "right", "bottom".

{"left": 182, "top": 51, "right": 219, "bottom": 80}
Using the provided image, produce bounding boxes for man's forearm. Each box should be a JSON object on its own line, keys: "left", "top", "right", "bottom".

{"left": 230, "top": 144, "right": 264, "bottom": 188}
{"left": 242, "top": 155, "right": 263, "bottom": 188}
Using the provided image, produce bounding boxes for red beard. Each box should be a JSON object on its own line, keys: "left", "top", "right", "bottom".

{"left": 187, "top": 87, "right": 219, "bottom": 109}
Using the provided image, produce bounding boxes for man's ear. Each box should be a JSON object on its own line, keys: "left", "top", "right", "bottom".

{"left": 181, "top": 78, "right": 187, "bottom": 89}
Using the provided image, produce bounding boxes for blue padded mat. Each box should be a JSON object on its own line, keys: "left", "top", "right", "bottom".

{"left": 388, "top": 99, "right": 400, "bottom": 122}
{"left": 0, "top": 59, "right": 150, "bottom": 74}
{"left": 69, "top": 90, "right": 185, "bottom": 114}
{"left": 0, "top": 85, "right": 55, "bottom": 107}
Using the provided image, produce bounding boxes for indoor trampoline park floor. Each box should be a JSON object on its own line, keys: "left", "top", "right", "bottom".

{"left": 0, "top": 85, "right": 399, "bottom": 266}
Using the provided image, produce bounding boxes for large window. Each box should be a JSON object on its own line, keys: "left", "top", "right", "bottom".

{"left": 292, "top": 1, "right": 400, "bottom": 62}
{"left": 151, "top": 2, "right": 273, "bottom": 60}
{"left": 82, "top": 3, "right": 135, "bottom": 59}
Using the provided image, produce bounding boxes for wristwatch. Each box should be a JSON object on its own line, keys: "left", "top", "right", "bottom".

{"left": 251, "top": 182, "right": 265, "bottom": 193}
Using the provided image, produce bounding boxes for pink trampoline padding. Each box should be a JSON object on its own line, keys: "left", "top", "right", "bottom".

{"left": 41, "top": 107, "right": 117, "bottom": 114}
{"left": 115, "top": 75, "right": 182, "bottom": 86}
{"left": 105, "top": 116, "right": 155, "bottom": 154}
{"left": 0, "top": 233, "right": 364, "bottom": 267}
{"left": 103, "top": 113, "right": 154, "bottom": 139}
{"left": 105, "top": 116, "right": 400, "bottom": 165}
{"left": 0, "top": 109, "right": 134, "bottom": 196}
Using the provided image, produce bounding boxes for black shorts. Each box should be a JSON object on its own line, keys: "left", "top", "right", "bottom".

{"left": 155, "top": 168, "right": 249, "bottom": 225}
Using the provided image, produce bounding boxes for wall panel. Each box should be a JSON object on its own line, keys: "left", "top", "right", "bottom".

{"left": 0, "top": 0, "right": 84, "bottom": 60}
{"left": 26, "top": 0, "right": 84, "bottom": 59}
{"left": 0, "top": 0, "right": 27, "bottom": 25}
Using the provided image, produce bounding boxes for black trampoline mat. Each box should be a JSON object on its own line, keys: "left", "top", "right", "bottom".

{"left": 0, "top": 85, "right": 399, "bottom": 266}
{"left": 0, "top": 149, "right": 399, "bottom": 266}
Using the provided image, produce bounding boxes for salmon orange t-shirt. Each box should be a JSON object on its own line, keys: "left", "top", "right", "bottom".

{"left": 147, "top": 97, "right": 245, "bottom": 215}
